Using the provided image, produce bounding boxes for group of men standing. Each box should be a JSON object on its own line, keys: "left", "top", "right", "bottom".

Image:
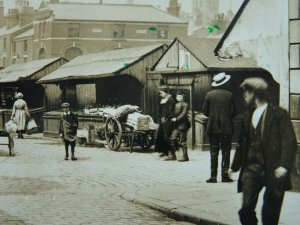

{"left": 156, "top": 72, "right": 298, "bottom": 225}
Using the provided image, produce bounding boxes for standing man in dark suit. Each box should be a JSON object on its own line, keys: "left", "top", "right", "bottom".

{"left": 231, "top": 77, "right": 297, "bottom": 225}
{"left": 202, "top": 72, "right": 236, "bottom": 183}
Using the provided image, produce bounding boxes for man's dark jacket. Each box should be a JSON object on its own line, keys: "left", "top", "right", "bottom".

{"left": 231, "top": 104, "right": 297, "bottom": 192}
{"left": 173, "top": 101, "right": 190, "bottom": 131}
{"left": 202, "top": 89, "right": 236, "bottom": 135}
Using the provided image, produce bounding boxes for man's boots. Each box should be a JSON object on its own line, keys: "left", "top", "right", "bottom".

{"left": 206, "top": 153, "right": 218, "bottom": 183}
{"left": 178, "top": 146, "right": 189, "bottom": 162}
{"left": 71, "top": 149, "right": 77, "bottom": 161}
{"left": 221, "top": 150, "right": 233, "bottom": 182}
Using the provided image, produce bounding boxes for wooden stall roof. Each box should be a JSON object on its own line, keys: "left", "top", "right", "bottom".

{"left": 38, "top": 44, "right": 166, "bottom": 83}
{"left": 0, "top": 57, "right": 67, "bottom": 83}
{"left": 152, "top": 37, "right": 260, "bottom": 73}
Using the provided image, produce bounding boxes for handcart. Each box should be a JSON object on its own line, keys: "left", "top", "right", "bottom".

{"left": 103, "top": 109, "right": 158, "bottom": 153}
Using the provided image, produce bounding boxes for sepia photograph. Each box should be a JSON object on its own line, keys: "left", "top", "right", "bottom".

{"left": 0, "top": 0, "right": 299, "bottom": 224}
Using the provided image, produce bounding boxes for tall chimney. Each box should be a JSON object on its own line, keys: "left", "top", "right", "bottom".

{"left": 167, "top": 0, "right": 180, "bottom": 17}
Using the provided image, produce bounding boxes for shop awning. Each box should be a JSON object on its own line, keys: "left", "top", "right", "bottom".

{"left": 38, "top": 44, "right": 165, "bottom": 83}
{"left": 0, "top": 57, "right": 64, "bottom": 83}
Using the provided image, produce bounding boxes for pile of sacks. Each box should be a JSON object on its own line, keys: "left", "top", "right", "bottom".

{"left": 114, "top": 105, "right": 140, "bottom": 121}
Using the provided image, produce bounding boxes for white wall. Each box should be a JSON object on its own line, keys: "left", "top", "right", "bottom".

{"left": 219, "top": 0, "right": 289, "bottom": 109}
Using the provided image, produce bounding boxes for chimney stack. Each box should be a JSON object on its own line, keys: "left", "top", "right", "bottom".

{"left": 167, "top": 0, "right": 180, "bottom": 17}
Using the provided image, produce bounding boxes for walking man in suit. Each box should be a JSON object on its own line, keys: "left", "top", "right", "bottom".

{"left": 202, "top": 72, "right": 236, "bottom": 183}
{"left": 231, "top": 77, "right": 297, "bottom": 225}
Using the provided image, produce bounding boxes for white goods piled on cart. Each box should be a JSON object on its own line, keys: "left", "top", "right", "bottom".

{"left": 102, "top": 105, "right": 158, "bottom": 131}
{"left": 126, "top": 112, "right": 158, "bottom": 131}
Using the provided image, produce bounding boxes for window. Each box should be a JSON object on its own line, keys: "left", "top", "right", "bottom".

{"left": 3, "top": 38, "right": 6, "bottom": 50}
{"left": 68, "top": 23, "right": 80, "bottom": 38}
{"left": 157, "top": 26, "right": 168, "bottom": 39}
{"left": 12, "top": 42, "right": 16, "bottom": 53}
{"left": 39, "top": 48, "right": 46, "bottom": 59}
{"left": 2, "top": 57, "right": 6, "bottom": 68}
{"left": 24, "top": 40, "right": 28, "bottom": 52}
{"left": 23, "top": 57, "right": 28, "bottom": 63}
{"left": 12, "top": 58, "right": 16, "bottom": 64}
{"left": 179, "top": 49, "right": 191, "bottom": 69}
{"left": 39, "top": 22, "right": 46, "bottom": 39}
{"left": 64, "top": 47, "right": 83, "bottom": 61}
{"left": 113, "top": 24, "right": 125, "bottom": 38}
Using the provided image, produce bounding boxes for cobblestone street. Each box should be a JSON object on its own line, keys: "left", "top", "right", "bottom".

{"left": 0, "top": 135, "right": 199, "bottom": 225}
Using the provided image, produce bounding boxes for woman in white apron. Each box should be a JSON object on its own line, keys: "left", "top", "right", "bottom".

{"left": 11, "top": 92, "right": 30, "bottom": 139}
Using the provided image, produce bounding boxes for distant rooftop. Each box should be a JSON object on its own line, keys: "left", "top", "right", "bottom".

{"left": 40, "top": 1, "right": 186, "bottom": 24}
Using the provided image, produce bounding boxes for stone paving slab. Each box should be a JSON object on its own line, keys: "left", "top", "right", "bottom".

{"left": 122, "top": 181, "right": 300, "bottom": 225}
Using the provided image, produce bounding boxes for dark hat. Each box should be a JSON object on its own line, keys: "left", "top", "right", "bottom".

{"left": 61, "top": 102, "right": 70, "bottom": 108}
{"left": 15, "top": 92, "right": 23, "bottom": 99}
{"left": 158, "top": 85, "right": 169, "bottom": 92}
{"left": 176, "top": 90, "right": 184, "bottom": 95}
{"left": 240, "top": 77, "right": 268, "bottom": 91}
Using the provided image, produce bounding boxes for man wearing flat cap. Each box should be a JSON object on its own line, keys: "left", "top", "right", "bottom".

{"left": 231, "top": 77, "right": 297, "bottom": 225}
{"left": 202, "top": 72, "right": 236, "bottom": 183}
{"left": 170, "top": 90, "right": 190, "bottom": 161}
{"left": 59, "top": 102, "right": 79, "bottom": 161}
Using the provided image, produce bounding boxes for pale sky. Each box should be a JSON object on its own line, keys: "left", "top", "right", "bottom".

{"left": 3, "top": 0, "right": 242, "bottom": 14}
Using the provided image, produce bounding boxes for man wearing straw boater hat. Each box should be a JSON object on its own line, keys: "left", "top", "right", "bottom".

{"left": 202, "top": 72, "right": 236, "bottom": 183}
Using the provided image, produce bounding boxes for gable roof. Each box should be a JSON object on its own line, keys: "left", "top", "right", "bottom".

{"left": 0, "top": 58, "right": 63, "bottom": 83}
{"left": 214, "top": 0, "right": 250, "bottom": 54}
{"left": 180, "top": 37, "right": 257, "bottom": 68}
{"left": 42, "top": 2, "right": 186, "bottom": 24}
{"left": 153, "top": 37, "right": 258, "bottom": 72}
{"left": 38, "top": 44, "right": 166, "bottom": 83}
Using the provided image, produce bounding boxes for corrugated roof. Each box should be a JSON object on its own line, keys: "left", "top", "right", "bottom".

{"left": 15, "top": 28, "right": 34, "bottom": 39}
{"left": 39, "top": 44, "right": 164, "bottom": 83}
{"left": 0, "top": 58, "right": 61, "bottom": 83}
{"left": 178, "top": 37, "right": 258, "bottom": 69}
{"left": 45, "top": 2, "right": 186, "bottom": 24}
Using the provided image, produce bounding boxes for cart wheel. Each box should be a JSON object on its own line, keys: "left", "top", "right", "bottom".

{"left": 140, "top": 132, "right": 154, "bottom": 150}
{"left": 105, "top": 117, "right": 122, "bottom": 151}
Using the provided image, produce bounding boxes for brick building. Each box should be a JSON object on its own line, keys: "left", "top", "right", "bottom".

{"left": 0, "top": 0, "right": 188, "bottom": 67}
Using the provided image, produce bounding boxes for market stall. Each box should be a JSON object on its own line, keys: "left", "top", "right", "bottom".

{"left": 0, "top": 57, "right": 67, "bottom": 131}
{"left": 38, "top": 44, "right": 166, "bottom": 140}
